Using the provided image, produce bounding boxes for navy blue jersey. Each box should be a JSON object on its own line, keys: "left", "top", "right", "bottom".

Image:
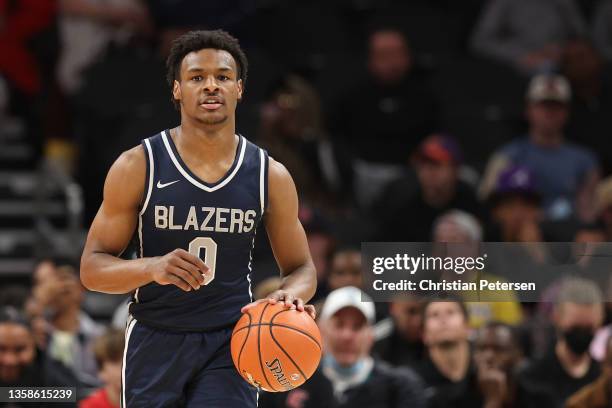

{"left": 128, "top": 130, "right": 268, "bottom": 331}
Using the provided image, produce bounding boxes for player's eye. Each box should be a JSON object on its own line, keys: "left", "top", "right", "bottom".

{"left": 192, "top": 76, "right": 203, "bottom": 81}
{"left": 217, "top": 75, "right": 229, "bottom": 81}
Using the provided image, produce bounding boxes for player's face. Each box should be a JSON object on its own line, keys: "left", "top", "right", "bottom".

{"left": 323, "top": 308, "right": 373, "bottom": 367}
{"left": 0, "top": 323, "right": 36, "bottom": 382}
{"left": 174, "top": 49, "right": 243, "bottom": 126}
{"left": 423, "top": 302, "right": 469, "bottom": 347}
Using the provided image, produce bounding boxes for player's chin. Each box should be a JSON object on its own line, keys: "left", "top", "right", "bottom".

{"left": 197, "top": 112, "right": 228, "bottom": 125}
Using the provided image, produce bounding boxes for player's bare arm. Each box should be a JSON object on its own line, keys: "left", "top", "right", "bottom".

{"left": 80, "top": 146, "right": 209, "bottom": 294}
{"left": 242, "top": 158, "right": 317, "bottom": 318}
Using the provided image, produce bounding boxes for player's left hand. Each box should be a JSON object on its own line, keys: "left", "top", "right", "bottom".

{"left": 241, "top": 290, "right": 316, "bottom": 320}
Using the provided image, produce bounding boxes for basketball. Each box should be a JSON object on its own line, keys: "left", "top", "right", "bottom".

{"left": 230, "top": 302, "right": 322, "bottom": 392}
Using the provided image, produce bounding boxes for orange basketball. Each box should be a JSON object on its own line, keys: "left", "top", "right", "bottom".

{"left": 230, "top": 301, "right": 322, "bottom": 392}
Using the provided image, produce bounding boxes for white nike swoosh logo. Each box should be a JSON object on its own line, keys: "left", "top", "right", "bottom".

{"left": 157, "top": 180, "right": 180, "bottom": 189}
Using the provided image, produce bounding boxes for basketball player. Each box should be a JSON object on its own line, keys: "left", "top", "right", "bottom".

{"left": 80, "top": 30, "right": 317, "bottom": 407}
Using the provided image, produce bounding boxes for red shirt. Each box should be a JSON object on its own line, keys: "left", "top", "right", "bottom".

{"left": 79, "top": 389, "right": 119, "bottom": 408}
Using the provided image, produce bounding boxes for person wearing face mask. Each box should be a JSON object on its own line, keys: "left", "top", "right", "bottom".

{"left": 519, "top": 278, "right": 604, "bottom": 406}
{"left": 258, "top": 286, "right": 426, "bottom": 408}
{"left": 566, "top": 333, "right": 612, "bottom": 408}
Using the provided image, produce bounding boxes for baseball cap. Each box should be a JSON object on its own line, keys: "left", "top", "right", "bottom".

{"left": 413, "top": 134, "right": 463, "bottom": 165}
{"left": 320, "top": 286, "right": 375, "bottom": 324}
{"left": 489, "top": 165, "right": 541, "bottom": 205}
{"left": 526, "top": 74, "right": 571, "bottom": 103}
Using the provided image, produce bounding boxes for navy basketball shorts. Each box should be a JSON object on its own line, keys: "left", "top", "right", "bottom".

{"left": 121, "top": 316, "right": 258, "bottom": 407}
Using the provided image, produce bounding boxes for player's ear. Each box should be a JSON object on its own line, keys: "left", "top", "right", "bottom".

{"left": 237, "top": 79, "right": 244, "bottom": 102}
{"left": 173, "top": 79, "right": 181, "bottom": 102}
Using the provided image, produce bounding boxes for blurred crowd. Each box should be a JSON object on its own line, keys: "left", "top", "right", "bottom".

{"left": 3, "top": 0, "right": 612, "bottom": 407}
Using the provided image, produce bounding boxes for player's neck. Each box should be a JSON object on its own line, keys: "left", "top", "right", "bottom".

{"left": 173, "top": 121, "right": 237, "bottom": 161}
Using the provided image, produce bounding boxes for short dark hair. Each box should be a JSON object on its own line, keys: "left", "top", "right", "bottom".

{"left": 422, "top": 294, "right": 469, "bottom": 325}
{"left": 0, "top": 306, "right": 31, "bottom": 330}
{"left": 166, "top": 29, "right": 248, "bottom": 110}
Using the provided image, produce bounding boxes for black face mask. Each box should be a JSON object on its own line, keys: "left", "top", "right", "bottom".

{"left": 562, "top": 326, "right": 594, "bottom": 355}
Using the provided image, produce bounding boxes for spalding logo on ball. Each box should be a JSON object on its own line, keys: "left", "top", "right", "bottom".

{"left": 230, "top": 302, "right": 322, "bottom": 392}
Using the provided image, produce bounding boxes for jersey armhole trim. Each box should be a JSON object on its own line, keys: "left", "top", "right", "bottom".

{"left": 139, "top": 139, "right": 154, "bottom": 216}
{"left": 259, "top": 149, "right": 269, "bottom": 216}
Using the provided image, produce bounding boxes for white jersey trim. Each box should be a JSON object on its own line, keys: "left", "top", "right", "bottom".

{"left": 121, "top": 316, "right": 137, "bottom": 408}
{"left": 139, "top": 139, "right": 155, "bottom": 216}
{"left": 161, "top": 130, "right": 246, "bottom": 192}
{"left": 259, "top": 149, "right": 265, "bottom": 215}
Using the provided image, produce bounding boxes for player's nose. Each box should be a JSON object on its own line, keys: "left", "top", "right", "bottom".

{"left": 203, "top": 76, "right": 220, "bottom": 92}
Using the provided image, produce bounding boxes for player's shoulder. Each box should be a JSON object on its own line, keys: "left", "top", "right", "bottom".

{"left": 268, "top": 157, "right": 293, "bottom": 187}
{"left": 110, "top": 144, "right": 146, "bottom": 178}
{"left": 103, "top": 143, "right": 147, "bottom": 205}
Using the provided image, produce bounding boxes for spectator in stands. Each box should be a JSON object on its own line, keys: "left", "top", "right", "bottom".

{"left": 416, "top": 298, "right": 476, "bottom": 403}
{"left": 0, "top": 307, "right": 43, "bottom": 387}
{"left": 432, "top": 210, "right": 524, "bottom": 328}
{"left": 562, "top": 39, "right": 612, "bottom": 175}
{"left": 480, "top": 74, "right": 600, "bottom": 222}
{"left": 299, "top": 206, "right": 336, "bottom": 302}
{"left": 328, "top": 26, "right": 437, "bottom": 206}
{"left": 326, "top": 248, "right": 362, "bottom": 291}
{"left": 431, "top": 321, "right": 554, "bottom": 407}
{"left": 470, "top": 0, "right": 585, "bottom": 74}
{"left": 374, "top": 296, "right": 425, "bottom": 368}
{"left": 79, "top": 328, "right": 124, "bottom": 408}
{"left": 0, "top": 307, "right": 77, "bottom": 394}
{"left": 57, "top": 0, "right": 151, "bottom": 95}
{"left": 23, "top": 295, "right": 52, "bottom": 351}
{"left": 32, "top": 260, "right": 103, "bottom": 387}
{"left": 0, "top": 0, "right": 57, "bottom": 97}
{"left": 596, "top": 176, "right": 612, "bottom": 241}
{"left": 259, "top": 286, "right": 426, "bottom": 408}
{"left": 258, "top": 74, "right": 351, "bottom": 210}
{"left": 519, "top": 278, "right": 604, "bottom": 406}
{"left": 372, "top": 134, "right": 481, "bottom": 241}
{"left": 487, "top": 165, "right": 543, "bottom": 242}
{"left": 593, "top": 0, "right": 612, "bottom": 61}
{"left": 567, "top": 333, "right": 612, "bottom": 408}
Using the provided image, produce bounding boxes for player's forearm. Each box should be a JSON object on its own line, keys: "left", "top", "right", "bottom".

{"left": 80, "top": 252, "right": 154, "bottom": 294}
{"left": 279, "top": 262, "right": 317, "bottom": 303}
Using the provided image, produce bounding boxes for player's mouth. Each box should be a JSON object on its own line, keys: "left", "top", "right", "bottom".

{"left": 199, "top": 97, "right": 224, "bottom": 111}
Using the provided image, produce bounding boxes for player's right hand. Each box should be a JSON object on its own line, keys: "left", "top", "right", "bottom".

{"left": 147, "top": 249, "right": 209, "bottom": 291}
